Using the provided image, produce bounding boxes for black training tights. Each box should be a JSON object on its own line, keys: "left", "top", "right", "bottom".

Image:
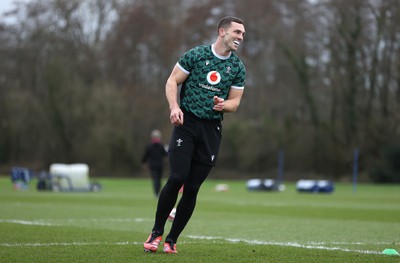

{"left": 152, "top": 151, "right": 212, "bottom": 243}
{"left": 150, "top": 167, "right": 162, "bottom": 197}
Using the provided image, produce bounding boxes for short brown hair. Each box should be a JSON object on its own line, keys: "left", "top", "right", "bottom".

{"left": 217, "top": 16, "right": 244, "bottom": 31}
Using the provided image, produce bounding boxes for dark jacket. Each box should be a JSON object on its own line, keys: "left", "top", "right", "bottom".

{"left": 142, "top": 142, "right": 167, "bottom": 169}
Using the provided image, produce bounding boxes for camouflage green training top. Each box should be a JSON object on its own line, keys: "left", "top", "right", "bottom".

{"left": 177, "top": 44, "right": 246, "bottom": 120}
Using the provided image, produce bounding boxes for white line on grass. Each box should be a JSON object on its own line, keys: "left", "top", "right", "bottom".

{"left": 0, "top": 219, "right": 59, "bottom": 226}
{"left": 1, "top": 219, "right": 390, "bottom": 255}
{"left": 0, "top": 242, "right": 143, "bottom": 247}
{"left": 186, "top": 235, "right": 382, "bottom": 255}
{"left": 0, "top": 218, "right": 150, "bottom": 226}
{"left": 0, "top": 238, "right": 384, "bottom": 255}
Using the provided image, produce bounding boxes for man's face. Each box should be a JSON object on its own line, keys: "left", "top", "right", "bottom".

{"left": 222, "top": 22, "right": 245, "bottom": 51}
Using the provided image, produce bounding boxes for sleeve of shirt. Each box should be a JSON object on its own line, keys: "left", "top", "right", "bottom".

{"left": 177, "top": 47, "right": 198, "bottom": 74}
{"left": 231, "top": 62, "right": 246, "bottom": 90}
{"left": 141, "top": 146, "right": 149, "bottom": 163}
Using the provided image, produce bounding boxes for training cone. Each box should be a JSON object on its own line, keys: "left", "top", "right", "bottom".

{"left": 381, "top": 249, "right": 399, "bottom": 255}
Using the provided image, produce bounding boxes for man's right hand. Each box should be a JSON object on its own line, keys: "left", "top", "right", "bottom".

{"left": 169, "top": 107, "right": 184, "bottom": 126}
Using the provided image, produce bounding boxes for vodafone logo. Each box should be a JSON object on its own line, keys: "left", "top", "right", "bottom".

{"left": 206, "top": 71, "right": 221, "bottom": 85}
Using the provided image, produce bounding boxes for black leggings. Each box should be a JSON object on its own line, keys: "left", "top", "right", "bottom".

{"left": 152, "top": 151, "right": 212, "bottom": 243}
{"left": 150, "top": 167, "right": 163, "bottom": 197}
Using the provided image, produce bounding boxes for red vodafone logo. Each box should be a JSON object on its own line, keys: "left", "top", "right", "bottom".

{"left": 206, "top": 71, "right": 221, "bottom": 85}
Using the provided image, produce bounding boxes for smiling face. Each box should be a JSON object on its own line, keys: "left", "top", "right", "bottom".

{"left": 218, "top": 21, "right": 245, "bottom": 54}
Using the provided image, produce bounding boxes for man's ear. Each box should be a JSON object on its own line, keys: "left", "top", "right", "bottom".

{"left": 218, "top": 27, "right": 225, "bottom": 37}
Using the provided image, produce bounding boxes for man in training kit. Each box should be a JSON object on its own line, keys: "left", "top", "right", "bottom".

{"left": 144, "top": 16, "right": 246, "bottom": 254}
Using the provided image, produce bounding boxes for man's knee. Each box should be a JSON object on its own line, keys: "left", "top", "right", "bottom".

{"left": 181, "top": 183, "right": 200, "bottom": 196}
{"left": 166, "top": 174, "right": 185, "bottom": 190}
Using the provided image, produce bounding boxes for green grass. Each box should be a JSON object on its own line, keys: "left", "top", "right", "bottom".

{"left": 1, "top": 176, "right": 399, "bottom": 262}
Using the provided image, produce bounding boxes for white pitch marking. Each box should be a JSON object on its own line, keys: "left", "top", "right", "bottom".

{"left": 0, "top": 242, "right": 143, "bottom": 247}
{"left": 0, "top": 219, "right": 59, "bottom": 226}
{"left": 185, "top": 235, "right": 383, "bottom": 255}
{"left": 0, "top": 219, "right": 390, "bottom": 255}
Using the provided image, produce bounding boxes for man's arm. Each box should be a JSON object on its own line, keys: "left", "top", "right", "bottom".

{"left": 213, "top": 88, "right": 244, "bottom": 113}
{"left": 166, "top": 64, "right": 188, "bottom": 126}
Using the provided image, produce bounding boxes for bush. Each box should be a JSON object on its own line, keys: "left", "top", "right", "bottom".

{"left": 369, "top": 145, "right": 400, "bottom": 183}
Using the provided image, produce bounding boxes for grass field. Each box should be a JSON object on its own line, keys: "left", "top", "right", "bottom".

{"left": 1, "top": 176, "right": 399, "bottom": 262}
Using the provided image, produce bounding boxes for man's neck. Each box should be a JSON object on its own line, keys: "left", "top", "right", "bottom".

{"left": 212, "top": 43, "right": 231, "bottom": 58}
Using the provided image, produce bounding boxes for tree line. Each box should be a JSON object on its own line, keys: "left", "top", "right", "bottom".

{"left": 0, "top": 0, "right": 399, "bottom": 182}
